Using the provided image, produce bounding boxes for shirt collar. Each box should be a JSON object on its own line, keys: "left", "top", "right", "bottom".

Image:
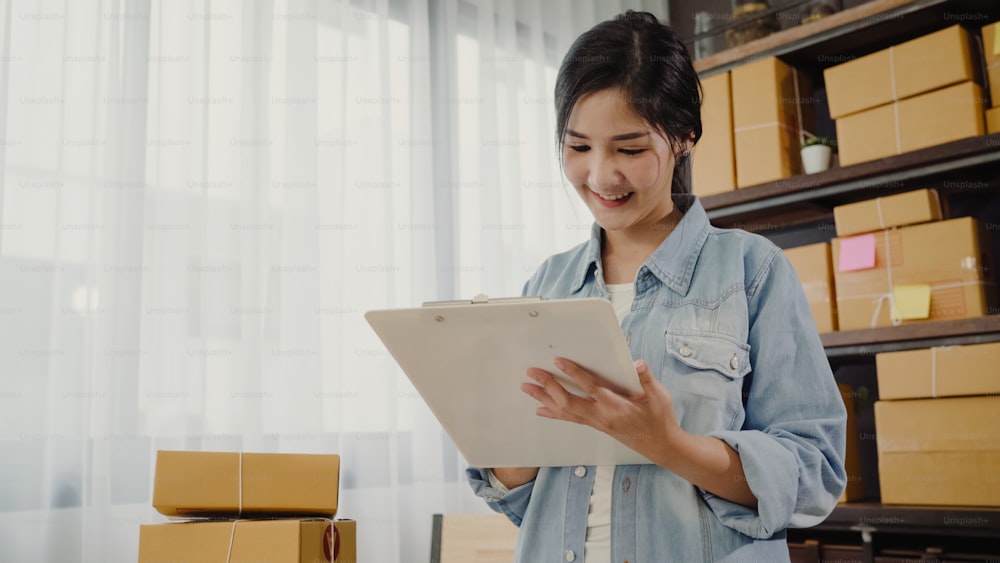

{"left": 570, "top": 198, "right": 710, "bottom": 295}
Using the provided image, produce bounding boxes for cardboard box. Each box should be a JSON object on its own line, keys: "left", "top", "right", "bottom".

{"left": 900, "top": 81, "right": 985, "bottom": 154}
{"left": 784, "top": 243, "right": 837, "bottom": 333}
{"left": 989, "top": 66, "right": 1000, "bottom": 109}
{"left": 838, "top": 383, "right": 863, "bottom": 503}
{"left": 983, "top": 22, "right": 1000, "bottom": 107}
{"left": 138, "top": 519, "right": 356, "bottom": 563}
{"left": 732, "top": 57, "right": 815, "bottom": 187}
{"left": 834, "top": 103, "right": 898, "bottom": 166}
{"left": 437, "top": 514, "right": 518, "bottom": 562}
{"left": 988, "top": 107, "right": 1000, "bottom": 134}
{"left": 836, "top": 81, "right": 985, "bottom": 167}
{"left": 692, "top": 71, "right": 736, "bottom": 197}
{"left": 875, "top": 397, "right": 1000, "bottom": 506}
{"left": 153, "top": 451, "right": 340, "bottom": 517}
{"left": 833, "top": 189, "right": 942, "bottom": 237}
{"left": 825, "top": 25, "right": 977, "bottom": 119}
{"left": 876, "top": 342, "right": 1000, "bottom": 400}
{"left": 831, "top": 217, "right": 993, "bottom": 331}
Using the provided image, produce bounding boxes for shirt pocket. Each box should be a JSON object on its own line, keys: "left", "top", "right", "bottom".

{"left": 664, "top": 329, "right": 751, "bottom": 432}
{"left": 665, "top": 330, "right": 751, "bottom": 381}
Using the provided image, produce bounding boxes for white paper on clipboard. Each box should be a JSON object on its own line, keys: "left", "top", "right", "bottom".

{"left": 364, "top": 295, "right": 651, "bottom": 468}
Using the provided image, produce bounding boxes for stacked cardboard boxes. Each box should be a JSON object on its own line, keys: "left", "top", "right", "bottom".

{"left": 691, "top": 57, "right": 815, "bottom": 194}
{"left": 829, "top": 189, "right": 994, "bottom": 331}
{"left": 874, "top": 342, "right": 1000, "bottom": 506}
{"left": 983, "top": 22, "right": 1000, "bottom": 134}
{"left": 825, "top": 25, "right": 986, "bottom": 166}
{"left": 139, "top": 451, "right": 356, "bottom": 562}
{"left": 732, "top": 57, "right": 815, "bottom": 188}
{"left": 691, "top": 71, "right": 736, "bottom": 197}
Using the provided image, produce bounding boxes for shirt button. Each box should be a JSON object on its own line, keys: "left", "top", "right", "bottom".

{"left": 730, "top": 354, "right": 740, "bottom": 370}
{"left": 622, "top": 477, "right": 632, "bottom": 493}
{"left": 564, "top": 549, "right": 576, "bottom": 561}
{"left": 679, "top": 343, "right": 692, "bottom": 357}
{"left": 574, "top": 466, "right": 586, "bottom": 478}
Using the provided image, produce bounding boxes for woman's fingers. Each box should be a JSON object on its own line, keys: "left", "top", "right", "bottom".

{"left": 552, "top": 357, "right": 602, "bottom": 396}
{"left": 525, "top": 368, "right": 575, "bottom": 410}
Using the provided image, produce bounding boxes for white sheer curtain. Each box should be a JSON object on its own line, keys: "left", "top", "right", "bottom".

{"left": 0, "top": 0, "right": 668, "bottom": 561}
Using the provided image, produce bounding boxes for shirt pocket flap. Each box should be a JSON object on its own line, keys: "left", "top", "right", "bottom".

{"left": 665, "top": 330, "right": 751, "bottom": 379}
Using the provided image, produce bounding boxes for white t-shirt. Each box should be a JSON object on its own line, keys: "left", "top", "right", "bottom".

{"left": 586, "top": 282, "right": 634, "bottom": 562}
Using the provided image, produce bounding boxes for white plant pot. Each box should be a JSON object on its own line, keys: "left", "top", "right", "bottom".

{"left": 801, "top": 144, "right": 833, "bottom": 174}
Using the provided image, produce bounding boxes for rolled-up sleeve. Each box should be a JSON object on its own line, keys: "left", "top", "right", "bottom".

{"left": 703, "top": 249, "right": 847, "bottom": 539}
{"left": 465, "top": 467, "right": 535, "bottom": 526}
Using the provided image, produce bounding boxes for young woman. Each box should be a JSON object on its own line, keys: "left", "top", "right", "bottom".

{"left": 466, "top": 10, "right": 847, "bottom": 563}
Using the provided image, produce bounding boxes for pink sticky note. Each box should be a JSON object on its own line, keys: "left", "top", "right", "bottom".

{"left": 838, "top": 234, "right": 876, "bottom": 272}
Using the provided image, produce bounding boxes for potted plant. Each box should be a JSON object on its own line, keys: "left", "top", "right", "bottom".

{"left": 801, "top": 136, "right": 837, "bottom": 174}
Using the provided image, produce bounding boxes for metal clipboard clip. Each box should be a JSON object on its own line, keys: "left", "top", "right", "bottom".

{"left": 421, "top": 294, "right": 546, "bottom": 307}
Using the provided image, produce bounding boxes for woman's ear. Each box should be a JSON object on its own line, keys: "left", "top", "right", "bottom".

{"left": 675, "top": 131, "right": 696, "bottom": 158}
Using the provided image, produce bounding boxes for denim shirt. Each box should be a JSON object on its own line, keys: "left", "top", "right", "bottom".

{"left": 466, "top": 199, "right": 847, "bottom": 562}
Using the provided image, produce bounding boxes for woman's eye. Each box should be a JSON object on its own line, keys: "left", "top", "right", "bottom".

{"left": 620, "top": 148, "right": 646, "bottom": 156}
{"left": 569, "top": 145, "right": 590, "bottom": 153}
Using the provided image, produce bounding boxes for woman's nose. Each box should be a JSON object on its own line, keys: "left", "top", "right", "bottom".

{"left": 587, "top": 154, "right": 621, "bottom": 190}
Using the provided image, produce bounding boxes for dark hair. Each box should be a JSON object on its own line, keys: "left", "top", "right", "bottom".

{"left": 554, "top": 10, "right": 702, "bottom": 212}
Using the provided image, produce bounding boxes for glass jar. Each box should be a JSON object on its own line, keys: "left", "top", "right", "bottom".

{"left": 726, "top": 0, "right": 780, "bottom": 49}
{"left": 800, "top": 0, "right": 841, "bottom": 26}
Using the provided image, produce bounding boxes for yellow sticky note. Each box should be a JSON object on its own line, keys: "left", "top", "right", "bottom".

{"left": 892, "top": 284, "right": 931, "bottom": 320}
{"left": 994, "top": 24, "right": 1000, "bottom": 56}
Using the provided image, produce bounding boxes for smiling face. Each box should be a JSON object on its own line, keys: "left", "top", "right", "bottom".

{"left": 562, "top": 88, "right": 680, "bottom": 237}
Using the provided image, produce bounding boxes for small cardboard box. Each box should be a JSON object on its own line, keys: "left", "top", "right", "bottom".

{"left": 825, "top": 25, "right": 977, "bottom": 119}
{"left": 838, "top": 383, "right": 863, "bottom": 503}
{"left": 783, "top": 243, "right": 837, "bottom": 333}
{"left": 732, "top": 57, "right": 815, "bottom": 188}
{"left": 153, "top": 451, "right": 340, "bottom": 517}
{"left": 831, "top": 217, "right": 993, "bottom": 331}
{"left": 983, "top": 22, "right": 1000, "bottom": 107}
{"left": 875, "top": 397, "right": 1000, "bottom": 506}
{"left": 138, "top": 519, "right": 356, "bottom": 563}
{"left": 876, "top": 342, "right": 1000, "bottom": 400}
{"left": 692, "top": 71, "right": 736, "bottom": 197}
{"left": 836, "top": 81, "right": 985, "bottom": 167}
{"left": 987, "top": 107, "right": 1000, "bottom": 134}
{"left": 833, "top": 189, "right": 943, "bottom": 237}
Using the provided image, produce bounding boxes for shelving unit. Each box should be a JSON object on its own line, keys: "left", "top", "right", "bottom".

{"left": 694, "top": 0, "right": 1000, "bottom": 78}
{"left": 692, "top": 0, "right": 1000, "bottom": 558}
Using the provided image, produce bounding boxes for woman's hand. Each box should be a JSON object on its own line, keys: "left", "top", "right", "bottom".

{"left": 523, "top": 357, "right": 758, "bottom": 509}
{"left": 522, "top": 357, "right": 681, "bottom": 462}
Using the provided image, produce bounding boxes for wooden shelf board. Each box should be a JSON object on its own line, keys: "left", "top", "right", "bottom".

{"left": 824, "top": 501, "right": 1000, "bottom": 533}
{"left": 702, "top": 133, "right": 1000, "bottom": 227}
{"left": 821, "top": 316, "right": 1000, "bottom": 359}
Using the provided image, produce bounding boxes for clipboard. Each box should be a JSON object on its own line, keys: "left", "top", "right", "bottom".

{"left": 364, "top": 295, "right": 651, "bottom": 467}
